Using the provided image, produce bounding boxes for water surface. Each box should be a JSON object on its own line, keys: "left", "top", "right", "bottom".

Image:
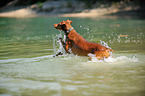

{"left": 0, "top": 17, "right": 145, "bottom": 96}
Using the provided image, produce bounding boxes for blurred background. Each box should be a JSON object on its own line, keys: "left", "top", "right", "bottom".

{"left": 0, "top": 0, "right": 145, "bottom": 17}
{"left": 0, "top": 1, "right": 145, "bottom": 96}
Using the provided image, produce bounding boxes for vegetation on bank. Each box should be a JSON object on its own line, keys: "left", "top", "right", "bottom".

{"left": 0, "top": 0, "right": 144, "bottom": 8}
{"left": 0, "top": 0, "right": 144, "bottom": 17}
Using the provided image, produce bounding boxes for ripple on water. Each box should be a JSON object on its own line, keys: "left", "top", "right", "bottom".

{"left": 0, "top": 79, "right": 61, "bottom": 95}
{"left": 0, "top": 54, "right": 145, "bottom": 96}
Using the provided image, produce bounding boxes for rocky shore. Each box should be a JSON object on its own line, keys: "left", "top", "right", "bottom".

{"left": 0, "top": 0, "right": 144, "bottom": 18}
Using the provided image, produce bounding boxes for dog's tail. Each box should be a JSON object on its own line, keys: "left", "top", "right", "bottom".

{"left": 106, "top": 48, "right": 114, "bottom": 52}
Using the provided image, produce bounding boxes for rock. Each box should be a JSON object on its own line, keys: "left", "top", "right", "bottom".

{"left": 42, "top": 1, "right": 67, "bottom": 11}
{"left": 40, "top": 0, "right": 86, "bottom": 13}
{"left": 53, "top": 8, "right": 72, "bottom": 13}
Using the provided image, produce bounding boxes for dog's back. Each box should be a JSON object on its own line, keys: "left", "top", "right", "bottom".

{"left": 54, "top": 20, "right": 114, "bottom": 60}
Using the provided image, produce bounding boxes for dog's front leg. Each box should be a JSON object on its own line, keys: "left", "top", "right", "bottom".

{"left": 53, "top": 52, "right": 63, "bottom": 57}
{"left": 53, "top": 37, "right": 65, "bottom": 57}
{"left": 65, "top": 41, "right": 69, "bottom": 53}
{"left": 53, "top": 37, "right": 71, "bottom": 57}
{"left": 65, "top": 39, "right": 73, "bottom": 54}
{"left": 59, "top": 37, "right": 69, "bottom": 53}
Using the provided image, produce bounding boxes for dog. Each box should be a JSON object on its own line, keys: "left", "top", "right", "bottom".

{"left": 54, "top": 20, "right": 114, "bottom": 60}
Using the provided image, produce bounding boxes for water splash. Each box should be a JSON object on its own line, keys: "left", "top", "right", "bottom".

{"left": 87, "top": 40, "right": 139, "bottom": 63}
{"left": 79, "top": 25, "right": 90, "bottom": 38}
{"left": 53, "top": 30, "right": 139, "bottom": 63}
{"left": 105, "top": 32, "right": 144, "bottom": 45}
{"left": 53, "top": 31, "right": 67, "bottom": 56}
{"left": 87, "top": 53, "right": 139, "bottom": 63}
{"left": 100, "top": 40, "right": 111, "bottom": 49}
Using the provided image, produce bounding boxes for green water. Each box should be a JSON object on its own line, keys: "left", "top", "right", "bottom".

{"left": 0, "top": 17, "right": 145, "bottom": 96}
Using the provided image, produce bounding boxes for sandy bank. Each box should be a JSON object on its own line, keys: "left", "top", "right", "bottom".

{"left": 0, "top": 8, "right": 36, "bottom": 18}
{"left": 0, "top": 5, "right": 143, "bottom": 18}
{"left": 59, "top": 7, "right": 119, "bottom": 17}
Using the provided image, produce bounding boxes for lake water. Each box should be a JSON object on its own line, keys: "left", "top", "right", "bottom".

{"left": 0, "top": 16, "right": 145, "bottom": 96}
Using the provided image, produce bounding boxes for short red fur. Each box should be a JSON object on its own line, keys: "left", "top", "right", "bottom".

{"left": 54, "top": 20, "right": 114, "bottom": 60}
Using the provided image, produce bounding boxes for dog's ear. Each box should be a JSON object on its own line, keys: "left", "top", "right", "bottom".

{"left": 67, "top": 20, "right": 72, "bottom": 24}
{"left": 61, "top": 21, "right": 66, "bottom": 25}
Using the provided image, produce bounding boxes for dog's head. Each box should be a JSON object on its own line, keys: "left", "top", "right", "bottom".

{"left": 54, "top": 20, "right": 73, "bottom": 33}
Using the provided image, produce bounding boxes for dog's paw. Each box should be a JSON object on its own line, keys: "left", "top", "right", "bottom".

{"left": 53, "top": 52, "right": 63, "bottom": 57}
{"left": 57, "top": 37, "right": 63, "bottom": 41}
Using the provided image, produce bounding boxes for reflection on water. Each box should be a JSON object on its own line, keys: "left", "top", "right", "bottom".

{"left": 0, "top": 17, "right": 145, "bottom": 96}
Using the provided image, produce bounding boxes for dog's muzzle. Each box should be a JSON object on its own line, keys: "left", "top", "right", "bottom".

{"left": 54, "top": 24, "right": 59, "bottom": 28}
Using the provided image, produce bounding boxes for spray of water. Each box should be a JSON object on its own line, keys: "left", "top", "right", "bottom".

{"left": 53, "top": 31, "right": 67, "bottom": 56}
{"left": 53, "top": 28, "right": 139, "bottom": 63}
{"left": 100, "top": 40, "right": 111, "bottom": 49}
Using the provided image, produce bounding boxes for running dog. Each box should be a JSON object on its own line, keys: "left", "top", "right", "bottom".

{"left": 54, "top": 20, "right": 114, "bottom": 60}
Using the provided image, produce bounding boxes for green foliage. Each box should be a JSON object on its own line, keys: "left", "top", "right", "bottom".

{"left": 66, "top": 1, "right": 73, "bottom": 8}
{"left": 37, "top": 1, "right": 43, "bottom": 8}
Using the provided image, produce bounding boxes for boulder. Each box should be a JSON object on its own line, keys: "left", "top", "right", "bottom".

{"left": 41, "top": 0, "right": 86, "bottom": 13}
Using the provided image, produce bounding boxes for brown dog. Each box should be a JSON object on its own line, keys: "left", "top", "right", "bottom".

{"left": 54, "top": 20, "right": 114, "bottom": 60}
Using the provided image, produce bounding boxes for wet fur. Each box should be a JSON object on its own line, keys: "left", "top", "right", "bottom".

{"left": 54, "top": 20, "right": 114, "bottom": 60}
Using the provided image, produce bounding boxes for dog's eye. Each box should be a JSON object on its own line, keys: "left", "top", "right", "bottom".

{"left": 61, "top": 24, "right": 66, "bottom": 27}
{"left": 57, "top": 24, "right": 60, "bottom": 27}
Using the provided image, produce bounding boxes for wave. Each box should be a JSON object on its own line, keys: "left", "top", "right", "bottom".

{"left": 87, "top": 53, "right": 139, "bottom": 63}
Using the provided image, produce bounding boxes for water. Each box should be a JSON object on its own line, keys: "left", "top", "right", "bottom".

{"left": 0, "top": 17, "right": 145, "bottom": 96}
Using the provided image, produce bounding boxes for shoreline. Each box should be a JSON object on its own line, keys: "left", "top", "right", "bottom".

{"left": 0, "top": 5, "right": 144, "bottom": 18}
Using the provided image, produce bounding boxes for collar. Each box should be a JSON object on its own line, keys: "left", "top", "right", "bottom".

{"left": 66, "top": 27, "right": 74, "bottom": 34}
